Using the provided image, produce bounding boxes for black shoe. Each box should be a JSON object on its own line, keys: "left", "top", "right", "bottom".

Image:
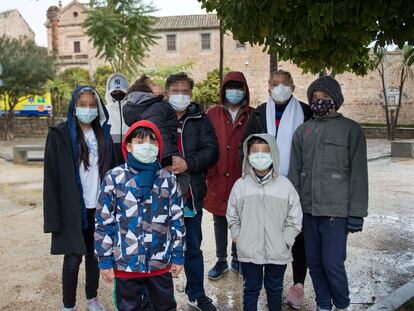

{"left": 188, "top": 296, "right": 217, "bottom": 311}
{"left": 230, "top": 260, "right": 239, "bottom": 273}
{"left": 207, "top": 261, "right": 229, "bottom": 280}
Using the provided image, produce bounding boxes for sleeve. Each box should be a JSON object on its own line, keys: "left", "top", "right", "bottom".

{"left": 184, "top": 116, "right": 219, "bottom": 173}
{"left": 239, "top": 111, "right": 260, "bottom": 162}
{"left": 43, "top": 130, "right": 62, "bottom": 233}
{"left": 94, "top": 171, "right": 117, "bottom": 270}
{"left": 159, "top": 104, "right": 179, "bottom": 162}
{"left": 169, "top": 176, "right": 186, "bottom": 265}
{"left": 283, "top": 184, "right": 303, "bottom": 247}
{"left": 287, "top": 127, "right": 303, "bottom": 194}
{"left": 348, "top": 125, "right": 369, "bottom": 218}
{"left": 226, "top": 181, "right": 241, "bottom": 239}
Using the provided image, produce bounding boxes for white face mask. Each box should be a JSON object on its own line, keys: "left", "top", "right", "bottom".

{"left": 169, "top": 94, "right": 191, "bottom": 112}
{"left": 131, "top": 143, "right": 159, "bottom": 164}
{"left": 271, "top": 84, "right": 292, "bottom": 102}
{"left": 248, "top": 152, "right": 273, "bottom": 171}
{"left": 75, "top": 107, "right": 98, "bottom": 124}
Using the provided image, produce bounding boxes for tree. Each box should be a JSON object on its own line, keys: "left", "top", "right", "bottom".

{"left": 192, "top": 67, "right": 230, "bottom": 111}
{"left": 46, "top": 79, "right": 71, "bottom": 125}
{"left": 142, "top": 62, "right": 194, "bottom": 88}
{"left": 59, "top": 67, "right": 90, "bottom": 90}
{"left": 93, "top": 65, "right": 114, "bottom": 98}
{"left": 371, "top": 45, "right": 414, "bottom": 140}
{"left": 0, "top": 36, "right": 55, "bottom": 140}
{"left": 198, "top": 1, "right": 414, "bottom": 75}
{"left": 84, "top": 0, "right": 159, "bottom": 75}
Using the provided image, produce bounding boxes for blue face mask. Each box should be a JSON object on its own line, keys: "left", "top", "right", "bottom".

{"left": 75, "top": 107, "right": 98, "bottom": 124}
{"left": 225, "top": 89, "right": 245, "bottom": 105}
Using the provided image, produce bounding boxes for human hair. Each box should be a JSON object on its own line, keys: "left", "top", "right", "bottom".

{"left": 75, "top": 90, "right": 106, "bottom": 178}
{"left": 127, "top": 74, "right": 153, "bottom": 94}
{"left": 165, "top": 72, "right": 194, "bottom": 90}
{"left": 247, "top": 137, "right": 268, "bottom": 153}
{"left": 225, "top": 81, "right": 244, "bottom": 89}
{"left": 126, "top": 127, "right": 157, "bottom": 143}
{"left": 268, "top": 69, "right": 293, "bottom": 84}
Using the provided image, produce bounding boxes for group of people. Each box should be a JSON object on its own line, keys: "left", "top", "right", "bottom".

{"left": 43, "top": 69, "right": 368, "bottom": 311}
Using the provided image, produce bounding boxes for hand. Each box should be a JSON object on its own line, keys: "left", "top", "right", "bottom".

{"left": 233, "top": 236, "right": 238, "bottom": 244}
{"left": 347, "top": 217, "right": 364, "bottom": 234}
{"left": 170, "top": 156, "right": 188, "bottom": 175}
{"left": 170, "top": 264, "right": 184, "bottom": 278}
{"left": 100, "top": 268, "right": 114, "bottom": 283}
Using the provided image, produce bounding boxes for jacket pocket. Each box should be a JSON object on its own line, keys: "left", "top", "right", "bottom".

{"left": 323, "top": 138, "right": 349, "bottom": 169}
{"left": 322, "top": 169, "right": 349, "bottom": 212}
{"left": 237, "top": 216, "right": 257, "bottom": 260}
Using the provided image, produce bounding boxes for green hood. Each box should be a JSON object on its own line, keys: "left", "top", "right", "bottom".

{"left": 242, "top": 133, "right": 280, "bottom": 179}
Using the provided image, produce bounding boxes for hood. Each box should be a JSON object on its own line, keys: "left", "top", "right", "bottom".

{"left": 67, "top": 85, "right": 109, "bottom": 126}
{"left": 121, "top": 120, "right": 163, "bottom": 162}
{"left": 125, "top": 91, "right": 162, "bottom": 112}
{"left": 105, "top": 73, "right": 129, "bottom": 106}
{"left": 242, "top": 133, "right": 280, "bottom": 179}
{"left": 219, "top": 71, "right": 250, "bottom": 106}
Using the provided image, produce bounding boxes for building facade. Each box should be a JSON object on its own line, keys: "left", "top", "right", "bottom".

{"left": 0, "top": 9, "right": 35, "bottom": 41}
{"left": 46, "top": 1, "right": 414, "bottom": 124}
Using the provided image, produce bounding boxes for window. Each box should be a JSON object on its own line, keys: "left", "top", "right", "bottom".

{"left": 166, "top": 34, "right": 176, "bottom": 52}
{"left": 73, "top": 11, "right": 78, "bottom": 18}
{"left": 74, "top": 41, "right": 80, "bottom": 53}
{"left": 201, "top": 33, "right": 211, "bottom": 50}
{"left": 236, "top": 41, "right": 246, "bottom": 49}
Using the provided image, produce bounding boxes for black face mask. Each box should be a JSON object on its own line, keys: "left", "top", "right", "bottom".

{"left": 311, "top": 98, "right": 335, "bottom": 116}
{"left": 111, "top": 91, "right": 126, "bottom": 102}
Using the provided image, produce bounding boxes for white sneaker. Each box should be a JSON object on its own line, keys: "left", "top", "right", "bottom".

{"left": 87, "top": 297, "right": 106, "bottom": 311}
{"left": 62, "top": 307, "right": 78, "bottom": 311}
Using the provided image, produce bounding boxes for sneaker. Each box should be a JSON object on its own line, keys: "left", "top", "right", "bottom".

{"left": 87, "top": 297, "right": 106, "bottom": 311}
{"left": 62, "top": 307, "right": 78, "bottom": 311}
{"left": 207, "top": 261, "right": 229, "bottom": 280}
{"left": 284, "top": 283, "right": 304, "bottom": 310}
{"left": 316, "top": 308, "right": 331, "bottom": 311}
{"left": 188, "top": 296, "right": 217, "bottom": 311}
{"left": 230, "top": 260, "right": 240, "bottom": 274}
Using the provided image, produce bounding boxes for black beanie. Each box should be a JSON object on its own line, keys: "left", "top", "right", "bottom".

{"left": 307, "top": 76, "right": 344, "bottom": 109}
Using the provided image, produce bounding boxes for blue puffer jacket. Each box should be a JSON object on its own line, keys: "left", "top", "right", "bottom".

{"left": 94, "top": 120, "right": 185, "bottom": 273}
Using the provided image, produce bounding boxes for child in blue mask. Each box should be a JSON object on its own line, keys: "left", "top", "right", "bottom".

{"left": 95, "top": 120, "right": 185, "bottom": 311}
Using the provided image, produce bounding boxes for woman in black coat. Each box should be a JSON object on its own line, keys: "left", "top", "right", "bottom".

{"left": 43, "top": 86, "right": 112, "bottom": 310}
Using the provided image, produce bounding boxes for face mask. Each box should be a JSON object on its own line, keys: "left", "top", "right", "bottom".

{"left": 131, "top": 143, "right": 159, "bottom": 164}
{"left": 75, "top": 107, "right": 98, "bottom": 124}
{"left": 225, "top": 89, "right": 245, "bottom": 105}
{"left": 271, "top": 84, "right": 292, "bottom": 102}
{"left": 248, "top": 152, "right": 273, "bottom": 171}
{"left": 311, "top": 98, "right": 335, "bottom": 117}
{"left": 169, "top": 94, "right": 191, "bottom": 112}
{"left": 111, "top": 91, "right": 126, "bottom": 102}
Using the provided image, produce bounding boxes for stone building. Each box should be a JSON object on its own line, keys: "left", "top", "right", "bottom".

{"left": 0, "top": 9, "right": 35, "bottom": 41}
{"left": 46, "top": 1, "right": 414, "bottom": 124}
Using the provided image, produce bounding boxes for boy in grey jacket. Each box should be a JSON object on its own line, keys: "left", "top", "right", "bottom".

{"left": 288, "top": 76, "right": 369, "bottom": 311}
{"left": 227, "top": 133, "right": 302, "bottom": 311}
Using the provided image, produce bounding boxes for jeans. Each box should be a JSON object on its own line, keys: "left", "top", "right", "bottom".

{"left": 62, "top": 208, "right": 99, "bottom": 308}
{"left": 241, "top": 262, "right": 286, "bottom": 311}
{"left": 303, "top": 213, "right": 350, "bottom": 310}
{"left": 213, "top": 214, "right": 237, "bottom": 262}
{"left": 292, "top": 231, "right": 307, "bottom": 284}
{"left": 184, "top": 211, "right": 206, "bottom": 300}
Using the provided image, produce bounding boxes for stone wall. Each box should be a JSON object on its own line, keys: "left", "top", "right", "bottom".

{"left": 0, "top": 10, "right": 35, "bottom": 41}
{"left": 0, "top": 117, "right": 52, "bottom": 139}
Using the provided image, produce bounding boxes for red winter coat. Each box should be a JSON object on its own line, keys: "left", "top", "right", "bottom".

{"left": 205, "top": 71, "right": 252, "bottom": 216}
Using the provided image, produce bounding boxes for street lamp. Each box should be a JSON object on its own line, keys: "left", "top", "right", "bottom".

{"left": 386, "top": 87, "right": 399, "bottom": 141}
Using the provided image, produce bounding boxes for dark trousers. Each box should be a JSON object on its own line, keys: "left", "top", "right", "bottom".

{"left": 241, "top": 262, "right": 286, "bottom": 311}
{"left": 62, "top": 209, "right": 99, "bottom": 308}
{"left": 213, "top": 214, "right": 237, "bottom": 262}
{"left": 292, "top": 231, "right": 307, "bottom": 284}
{"left": 184, "top": 211, "right": 205, "bottom": 300}
{"left": 115, "top": 273, "right": 176, "bottom": 311}
{"left": 303, "top": 213, "right": 350, "bottom": 310}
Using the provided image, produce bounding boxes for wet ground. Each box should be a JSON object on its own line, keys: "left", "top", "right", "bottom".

{"left": 0, "top": 143, "right": 413, "bottom": 310}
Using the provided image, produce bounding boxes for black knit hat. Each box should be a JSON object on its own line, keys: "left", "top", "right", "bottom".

{"left": 307, "top": 76, "right": 344, "bottom": 109}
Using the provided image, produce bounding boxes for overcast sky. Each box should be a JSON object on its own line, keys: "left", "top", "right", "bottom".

{"left": 0, "top": 0, "right": 207, "bottom": 47}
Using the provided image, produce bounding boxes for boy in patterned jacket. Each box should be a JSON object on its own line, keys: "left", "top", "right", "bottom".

{"left": 95, "top": 120, "right": 185, "bottom": 311}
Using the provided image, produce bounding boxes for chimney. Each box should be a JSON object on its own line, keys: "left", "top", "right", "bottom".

{"left": 46, "top": 6, "right": 60, "bottom": 56}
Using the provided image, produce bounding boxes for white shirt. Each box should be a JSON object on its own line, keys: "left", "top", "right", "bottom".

{"left": 79, "top": 128, "right": 100, "bottom": 209}
{"left": 229, "top": 108, "right": 239, "bottom": 123}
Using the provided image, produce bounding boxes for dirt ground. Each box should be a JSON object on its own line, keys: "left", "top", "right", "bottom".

{"left": 0, "top": 156, "right": 413, "bottom": 311}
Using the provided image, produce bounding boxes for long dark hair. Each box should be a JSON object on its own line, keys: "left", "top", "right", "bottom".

{"left": 75, "top": 92, "right": 106, "bottom": 178}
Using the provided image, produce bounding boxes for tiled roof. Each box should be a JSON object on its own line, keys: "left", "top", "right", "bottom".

{"left": 155, "top": 14, "right": 219, "bottom": 31}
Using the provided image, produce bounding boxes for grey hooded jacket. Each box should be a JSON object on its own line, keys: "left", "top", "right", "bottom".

{"left": 227, "top": 133, "right": 302, "bottom": 265}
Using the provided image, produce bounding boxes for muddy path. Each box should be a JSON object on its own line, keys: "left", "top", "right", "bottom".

{"left": 0, "top": 158, "right": 413, "bottom": 310}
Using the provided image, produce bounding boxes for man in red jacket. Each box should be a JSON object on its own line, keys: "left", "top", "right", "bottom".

{"left": 205, "top": 71, "right": 252, "bottom": 280}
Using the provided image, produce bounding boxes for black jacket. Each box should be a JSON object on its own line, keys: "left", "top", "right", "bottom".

{"left": 123, "top": 92, "right": 178, "bottom": 166}
{"left": 180, "top": 103, "right": 219, "bottom": 212}
{"left": 43, "top": 122, "right": 113, "bottom": 255}
{"left": 241, "top": 99, "right": 313, "bottom": 148}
